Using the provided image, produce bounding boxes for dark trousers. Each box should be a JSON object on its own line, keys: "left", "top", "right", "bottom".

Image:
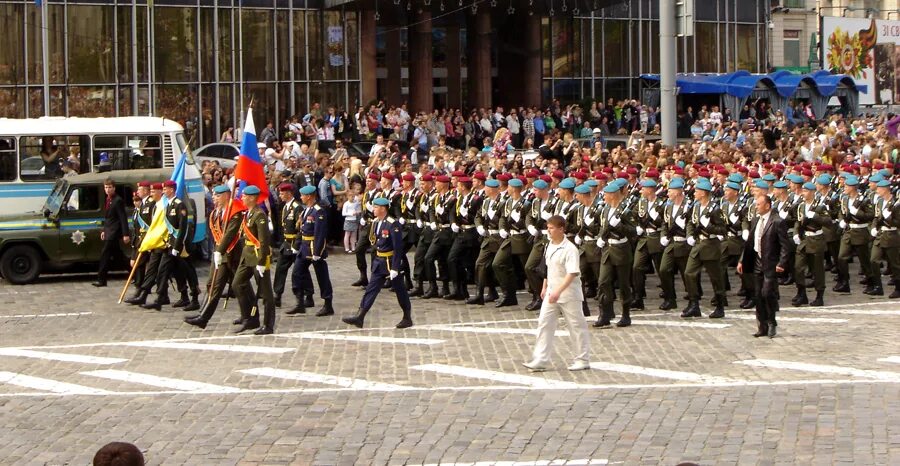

{"left": 755, "top": 267, "right": 779, "bottom": 330}
{"left": 659, "top": 248, "right": 689, "bottom": 301}
{"left": 632, "top": 247, "right": 662, "bottom": 300}
{"left": 491, "top": 244, "right": 526, "bottom": 294}
{"left": 447, "top": 231, "right": 476, "bottom": 286}
{"left": 198, "top": 262, "right": 236, "bottom": 321}
{"left": 292, "top": 255, "right": 333, "bottom": 300}
{"left": 794, "top": 249, "right": 825, "bottom": 292}
{"left": 524, "top": 241, "right": 547, "bottom": 298}
{"left": 273, "top": 251, "right": 295, "bottom": 298}
{"left": 97, "top": 239, "right": 126, "bottom": 282}
{"left": 837, "top": 238, "right": 874, "bottom": 283}
{"left": 232, "top": 264, "right": 275, "bottom": 330}
{"left": 425, "top": 232, "right": 453, "bottom": 283}
{"left": 359, "top": 257, "right": 411, "bottom": 317}
{"left": 174, "top": 261, "right": 199, "bottom": 296}
{"left": 154, "top": 253, "right": 183, "bottom": 300}
{"left": 599, "top": 249, "right": 633, "bottom": 322}
{"left": 131, "top": 249, "right": 148, "bottom": 287}
{"left": 872, "top": 241, "right": 900, "bottom": 289}
{"left": 355, "top": 232, "right": 373, "bottom": 278}
{"left": 139, "top": 251, "right": 162, "bottom": 292}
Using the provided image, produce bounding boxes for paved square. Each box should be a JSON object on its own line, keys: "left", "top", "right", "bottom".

{"left": 1, "top": 254, "right": 899, "bottom": 465}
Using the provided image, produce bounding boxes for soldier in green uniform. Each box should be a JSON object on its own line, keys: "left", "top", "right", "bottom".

{"left": 791, "top": 182, "right": 831, "bottom": 307}
{"left": 815, "top": 174, "right": 842, "bottom": 274}
{"left": 772, "top": 180, "right": 797, "bottom": 286}
{"left": 468, "top": 178, "right": 504, "bottom": 305}
{"left": 718, "top": 180, "right": 749, "bottom": 306}
{"left": 683, "top": 178, "right": 727, "bottom": 318}
{"left": 658, "top": 178, "right": 692, "bottom": 311}
{"left": 574, "top": 184, "right": 601, "bottom": 316}
{"left": 594, "top": 181, "right": 636, "bottom": 328}
{"left": 870, "top": 179, "right": 900, "bottom": 298}
{"left": 523, "top": 180, "right": 557, "bottom": 310}
{"left": 631, "top": 179, "right": 666, "bottom": 311}
{"left": 232, "top": 185, "right": 276, "bottom": 335}
{"left": 410, "top": 174, "right": 436, "bottom": 297}
{"left": 142, "top": 180, "right": 189, "bottom": 311}
{"left": 273, "top": 183, "right": 301, "bottom": 308}
{"left": 492, "top": 178, "right": 531, "bottom": 307}
{"left": 554, "top": 179, "right": 581, "bottom": 243}
{"left": 834, "top": 176, "right": 876, "bottom": 294}
{"left": 184, "top": 185, "right": 244, "bottom": 328}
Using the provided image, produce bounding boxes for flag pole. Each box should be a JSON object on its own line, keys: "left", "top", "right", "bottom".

{"left": 117, "top": 251, "right": 144, "bottom": 304}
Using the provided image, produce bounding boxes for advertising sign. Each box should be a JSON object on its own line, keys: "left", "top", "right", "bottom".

{"left": 822, "top": 16, "right": 897, "bottom": 105}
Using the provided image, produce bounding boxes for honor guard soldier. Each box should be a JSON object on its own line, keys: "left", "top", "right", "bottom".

{"left": 128, "top": 183, "right": 164, "bottom": 306}
{"left": 554, "top": 179, "right": 581, "bottom": 241}
{"left": 125, "top": 181, "right": 153, "bottom": 300}
{"left": 870, "top": 179, "right": 900, "bottom": 298}
{"left": 142, "top": 180, "right": 190, "bottom": 311}
{"left": 815, "top": 174, "right": 842, "bottom": 273}
{"left": 631, "top": 179, "right": 666, "bottom": 311}
{"left": 343, "top": 197, "right": 413, "bottom": 329}
{"left": 791, "top": 182, "right": 831, "bottom": 307}
{"left": 422, "top": 175, "right": 456, "bottom": 299}
{"left": 595, "top": 180, "right": 636, "bottom": 328}
{"left": 574, "top": 184, "right": 601, "bottom": 316}
{"left": 468, "top": 178, "right": 504, "bottom": 305}
{"left": 128, "top": 192, "right": 143, "bottom": 284}
{"left": 492, "top": 178, "right": 531, "bottom": 307}
{"left": 772, "top": 180, "right": 797, "bottom": 286}
{"left": 523, "top": 179, "right": 557, "bottom": 310}
{"left": 658, "top": 178, "right": 692, "bottom": 311}
{"left": 273, "top": 183, "right": 301, "bottom": 308}
{"left": 289, "top": 185, "right": 334, "bottom": 316}
{"left": 410, "top": 174, "right": 437, "bottom": 297}
{"left": 398, "top": 173, "right": 421, "bottom": 290}
{"left": 834, "top": 176, "right": 876, "bottom": 294}
{"left": 353, "top": 173, "right": 382, "bottom": 287}
{"left": 719, "top": 181, "right": 751, "bottom": 303}
{"left": 232, "top": 185, "right": 276, "bottom": 335}
{"left": 683, "top": 178, "right": 727, "bottom": 319}
{"left": 185, "top": 185, "right": 244, "bottom": 329}
{"left": 446, "top": 176, "right": 481, "bottom": 300}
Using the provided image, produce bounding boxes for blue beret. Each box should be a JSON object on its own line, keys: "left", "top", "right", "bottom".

{"left": 844, "top": 176, "right": 859, "bottom": 187}
{"left": 727, "top": 174, "right": 744, "bottom": 183}
{"left": 641, "top": 180, "right": 658, "bottom": 188}
{"left": 558, "top": 178, "right": 576, "bottom": 190}
{"left": 880, "top": 169, "right": 891, "bottom": 177}
{"left": 816, "top": 174, "right": 832, "bottom": 185}
{"left": 726, "top": 181, "right": 742, "bottom": 191}
{"left": 213, "top": 185, "right": 230, "bottom": 194}
{"left": 877, "top": 179, "right": 891, "bottom": 188}
{"left": 603, "top": 184, "right": 619, "bottom": 193}
{"left": 762, "top": 174, "right": 777, "bottom": 182}
{"left": 508, "top": 179, "right": 524, "bottom": 188}
{"left": 789, "top": 175, "right": 804, "bottom": 184}
{"left": 803, "top": 182, "right": 816, "bottom": 191}
{"left": 668, "top": 178, "right": 685, "bottom": 189}
{"left": 299, "top": 185, "right": 317, "bottom": 195}
{"left": 575, "top": 184, "right": 592, "bottom": 194}
{"left": 696, "top": 178, "right": 713, "bottom": 192}
{"left": 373, "top": 197, "right": 390, "bottom": 207}
{"left": 532, "top": 179, "right": 548, "bottom": 190}
{"left": 585, "top": 180, "right": 599, "bottom": 188}
{"left": 773, "top": 180, "right": 789, "bottom": 189}
{"left": 243, "top": 185, "right": 261, "bottom": 195}
{"left": 839, "top": 172, "right": 851, "bottom": 179}
{"left": 754, "top": 180, "right": 770, "bottom": 189}
{"left": 485, "top": 179, "right": 500, "bottom": 188}
{"left": 870, "top": 174, "right": 883, "bottom": 183}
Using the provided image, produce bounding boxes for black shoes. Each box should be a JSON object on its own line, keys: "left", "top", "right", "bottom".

{"left": 680, "top": 301, "right": 701, "bottom": 318}
{"left": 593, "top": 320, "right": 612, "bottom": 329}
{"left": 524, "top": 298, "right": 542, "bottom": 311}
{"left": 708, "top": 306, "right": 725, "bottom": 319}
{"left": 891, "top": 289, "right": 900, "bottom": 299}
{"left": 495, "top": 294, "right": 518, "bottom": 308}
{"left": 342, "top": 311, "right": 366, "bottom": 328}
{"left": 172, "top": 292, "right": 190, "bottom": 308}
{"left": 304, "top": 295, "right": 315, "bottom": 308}
{"left": 395, "top": 318, "right": 413, "bottom": 329}
{"left": 274, "top": 295, "right": 282, "bottom": 307}
{"left": 833, "top": 281, "right": 850, "bottom": 293}
{"left": 141, "top": 300, "right": 164, "bottom": 311}
{"left": 863, "top": 285, "right": 884, "bottom": 296}
{"left": 254, "top": 327, "right": 274, "bottom": 335}
{"left": 791, "top": 290, "right": 809, "bottom": 306}
{"left": 615, "top": 318, "right": 631, "bottom": 327}
{"left": 810, "top": 291, "right": 824, "bottom": 307}
{"left": 286, "top": 302, "right": 306, "bottom": 315}
{"left": 768, "top": 324, "right": 777, "bottom": 338}
{"left": 351, "top": 276, "right": 369, "bottom": 287}
{"left": 91, "top": 281, "right": 107, "bottom": 287}
{"left": 422, "top": 284, "right": 439, "bottom": 299}
{"left": 659, "top": 300, "right": 677, "bottom": 311}
{"left": 409, "top": 283, "right": 424, "bottom": 297}
{"left": 234, "top": 320, "right": 260, "bottom": 333}
{"left": 485, "top": 289, "right": 500, "bottom": 302}
{"left": 184, "top": 316, "right": 208, "bottom": 329}
{"left": 183, "top": 294, "right": 200, "bottom": 312}
{"left": 630, "top": 300, "right": 645, "bottom": 311}
{"left": 315, "top": 300, "right": 335, "bottom": 317}
{"left": 466, "top": 295, "right": 485, "bottom": 305}
{"left": 739, "top": 298, "right": 756, "bottom": 309}
{"left": 125, "top": 291, "right": 149, "bottom": 305}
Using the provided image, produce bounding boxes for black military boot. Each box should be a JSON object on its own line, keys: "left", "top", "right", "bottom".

{"left": 630, "top": 299, "right": 645, "bottom": 311}
{"left": 125, "top": 290, "right": 149, "bottom": 306}
{"left": 422, "top": 282, "right": 439, "bottom": 299}
{"left": 890, "top": 287, "right": 900, "bottom": 299}
{"left": 234, "top": 318, "right": 260, "bottom": 333}
{"left": 172, "top": 291, "right": 190, "bottom": 308}
{"left": 183, "top": 315, "right": 208, "bottom": 329}
{"left": 315, "top": 298, "right": 335, "bottom": 317}
{"left": 524, "top": 295, "right": 541, "bottom": 311}
{"left": 791, "top": 288, "right": 809, "bottom": 306}
{"left": 304, "top": 294, "right": 315, "bottom": 308}
{"left": 466, "top": 287, "right": 485, "bottom": 305}
{"left": 440, "top": 282, "right": 452, "bottom": 299}
{"left": 864, "top": 284, "right": 884, "bottom": 296}
{"left": 485, "top": 287, "right": 500, "bottom": 302}
{"left": 286, "top": 299, "right": 306, "bottom": 315}
{"left": 495, "top": 292, "right": 518, "bottom": 308}
{"left": 739, "top": 297, "right": 756, "bottom": 309}
{"left": 183, "top": 292, "right": 200, "bottom": 312}
{"left": 810, "top": 290, "right": 824, "bottom": 307}
{"left": 680, "top": 301, "right": 701, "bottom": 318}
{"left": 659, "top": 299, "right": 677, "bottom": 311}
{"left": 616, "top": 307, "right": 631, "bottom": 327}
{"left": 833, "top": 281, "right": 850, "bottom": 293}
{"left": 708, "top": 297, "right": 725, "bottom": 319}
{"left": 342, "top": 308, "right": 369, "bottom": 328}
{"left": 141, "top": 295, "right": 167, "bottom": 311}
{"left": 395, "top": 307, "right": 413, "bottom": 329}
{"left": 409, "top": 281, "right": 425, "bottom": 297}
{"left": 351, "top": 273, "right": 368, "bottom": 287}
{"left": 584, "top": 285, "right": 598, "bottom": 299}
{"left": 274, "top": 295, "right": 282, "bottom": 308}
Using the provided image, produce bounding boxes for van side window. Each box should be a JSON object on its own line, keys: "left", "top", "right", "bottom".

{"left": 0, "top": 137, "right": 17, "bottom": 181}
{"left": 19, "top": 135, "right": 90, "bottom": 181}
{"left": 66, "top": 186, "right": 101, "bottom": 212}
{"left": 93, "top": 135, "right": 162, "bottom": 171}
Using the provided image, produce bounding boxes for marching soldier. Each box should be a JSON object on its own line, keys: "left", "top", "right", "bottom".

{"left": 232, "top": 185, "right": 276, "bottom": 335}
{"left": 791, "top": 182, "right": 831, "bottom": 307}
{"left": 398, "top": 173, "right": 421, "bottom": 290}
{"left": 574, "top": 184, "right": 600, "bottom": 316}
{"left": 410, "top": 174, "right": 436, "bottom": 297}
{"left": 289, "top": 185, "right": 334, "bottom": 317}
{"left": 834, "top": 176, "right": 876, "bottom": 294}
{"left": 554, "top": 179, "right": 581, "bottom": 242}
{"left": 273, "top": 183, "right": 301, "bottom": 308}
{"left": 658, "top": 178, "right": 692, "bottom": 311}
{"left": 719, "top": 181, "right": 750, "bottom": 304}
{"left": 631, "top": 179, "right": 666, "bottom": 311}
{"left": 184, "top": 185, "right": 244, "bottom": 328}
{"left": 492, "top": 178, "right": 531, "bottom": 307}
{"left": 683, "top": 178, "right": 727, "bottom": 319}
{"left": 125, "top": 181, "right": 153, "bottom": 302}
{"left": 142, "top": 180, "right": 190, "bottom": 311}
{"left": 343, "top": 197, "right": 413, "bottom": 329}
{"left": 468, "top": 178, "right": 504, "bottom": 305}
{"left": 422, "top": 175, "right": 456, "bottom": 299}
{"left": 127, "top": 182, "right": 164, "bottom": 306}
{"left": 523, "top": 180, "right": 557, "bottom": 310}
{"left": 870, "top": 179, "right": 900, "bottom": 298}
{"left": 772, "top": 180, "right": 797, "bottom": 286}
{"left": 595, "top": 182, "right": 636, "bottom": 328}
{"left": 352, "top": 173, "right": 382, "bottom": 287}
{"left": 815, "top": 174, "right": 841, "bottom": 273}
{"left": 446, "top": 176, "right": 481, "bottom": 300}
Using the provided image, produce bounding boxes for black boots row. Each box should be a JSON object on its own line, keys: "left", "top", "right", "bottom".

{"left": 124, "top": 289, "right": 199, "bottom": 312}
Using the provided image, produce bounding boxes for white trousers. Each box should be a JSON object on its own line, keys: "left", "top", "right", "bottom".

{"left": 532, "top": 299, "right": 591, "bottom": 365}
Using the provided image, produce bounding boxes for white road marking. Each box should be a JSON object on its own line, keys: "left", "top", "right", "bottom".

{"left": 735, "top": 359, "right": 900, "bottom": 382}
{"left": 238, "top": 367, "right": 411, "bottom": 391}
{"left": 281, "top": 332, "right": 444, "bottom": 345}
{"left": 1, "top": 312, "right": 93, "bottom": 319}
{"left": 588, "top": 361, "right": 738, "bottom": 383}
{"left": 718, "top": 314, "right": 848, "bottom": 324}
{"left": 632, "top": 320, "right": 730, "bottom": 329}
{"left": 876, "top": 356, "right": 900, "bottom": 364}
{"left": 428, "top": 325, "right": 569, "bottom": 336}
{"left": 0, "top": 371, "right": 112, "bottom": 395}
{"left": 120, "top": 341, "right": 294, "bottom": 354}
{"left": 0, "top": 348, "right": 127, "bottom": 365}
{"left": 404, "top": 460, "right": 609, "bottom": 466}
{"left": 81, "top": 370, "right": 241, "bottom": 393}
{"left": 410, "top": 363, "right": 586, "bottom": 388}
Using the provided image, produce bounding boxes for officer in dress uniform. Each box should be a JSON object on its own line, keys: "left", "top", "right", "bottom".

{"left": 142, "top": 180, "right": 189, "bottom": 311}
{"left": 273, "top": 183, "right": 301, "bottom": 308}
{"left": 574, "top": 184, "right": 601, "bottom": 316}
{"left": 523, "top": 180, "right": 557, "bottom": 311}
{"left": 232, "top": 185, "right": 276, "bottom": 335}
{"left": 492, "top": 178, "right": 531, "bottom": 307}
{"left": 719, "top": 181, "right": 750, "bottom": 300}
{"left": 870, "top": 179, "right": 900, "bottom": 298}
{"left": 554, "top": 179, "right": 581, "bottom": 241}
{"left": 410, "top": 174, "right": 436, "bottom": 297}
{"left": 815, "top": 174, "right": 842, "bottom": 273}
{"left": 834, "top": 176, "right": 876, "bottom": 294}
{"left": 658, "top": 178, "right": 692, "bottom": 311}
{"left": 595, "top": 180, "right": 636, "bottom": 328}
{"left": 631, "top": 179, "right": 666, "bottom": 311}
{"left": 446, "top": 176, "right": 481, "bottom": 300}
{"left": 184, "top": 185, "right": 244, "bottom": 328}
{"left": 352, "top": 173, "right": 382, "bottom": 287}
{"left": 683, "top": 177, "right": 727, "bottom": 319}
{"left": 791, "top": 182, "right": 831, "bottom": 307}
{"left": 398, "top": 173, "right": 421, "bottom": 290}
{"left": 125, "top": 181, "right": 153, "bottom": 302}
{"left": 772, "top": 180, "right": 797, "bottom": 286}
{"left": 343, "top": 197, "right": 413, "bottom": 329}
{"left": 422, "top": 175, "right": 456, "bottom": 299}
{"left": 289, "top": 185, "right": 334, "bottom": 316}
{"left": 468, "top": 178, "right": 503, "bottom": 305}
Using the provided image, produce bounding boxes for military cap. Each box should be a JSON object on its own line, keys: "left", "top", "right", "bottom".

{"left": 508, "top": 178, "right": 524, "bottom": 188}
{"left": 497, "top": 173, "right": 512, "bottom": 182}
{"left": 532, "top": 179, "right": 549, "bottom": 190}
{"left": 762, "top": 174, "right": 777, "bottom": 182}
{"left": 381, "top": 172, "right": 395, "bottom": 181}
{"left": 603, "top": 184, "right": 619, "bottom": 193}
{"left": 150, "top": 182, "right": 163, "bottom": 190}
{"left": 642, "top": 180, "right": 658, "bottom": 188}
{"left": 727, "top": 173, "right": 744, "bottom": 184}
{"left": 844, "top": 176, "right": 859, "bottom": 187}
{"left": 163, "top": 180, "right": 177, "bottom": 188}
{"left": 668, "top": 178, "right": 685, "bottom": 189}
{"left": 243, "top": 185, "right": 261, "bottom": 195}
{"left": 458, "top": 176, "right": 472, "bottom": 184}
{"left": 773, "top": 180, "right": 789, "bottom": 189}
{"left": 754, "top": 180, "right": 770, "bottom": 189}
{"left": 278, "top": 183, "right": 295, "bottom": 192}
{"left": 372, "top": 197, "right": 390, "bottom": 207}
{"left": 421, "top": 174, "right": 434, "bottom": 182}
{"left": 877, "top": 179, "right": 891, "bottom": 188}
{"left": 574, "top": 184, "right": 592, "bottom": 194}
{"left": 436, "top": 175, "right": 451, "bottom": 183}
{"left": 870, "top": 174, "right": 883, "bottom": 183}
{"left": 213, "top": 185, "right": 230, "bottom": 194}
{"left": 299, "top": 185, "right": 317, "bottom": 195}
{"left": 789, "top": 175, "right": 804, "bottom": 184}
{"left": 726, "top": 181, "right": 741, "bottom": 191}
{"left": 558, "top": 178, "right": 576, "bottom": 190}
{"left": 367, "top": 172, "right": 381, "bottom": 180}
{"left": 816, "top": 174, "right": 832, "bottom": 185}
{"left": 585, "top": 180, "right": 599, "bottom": 188}
{"left": 485, "top": 179, "right": 501, "bottom": 188}
{"left": 696, "top": 178, "right": 713, "bottom": 192}
{"left": 571, "top": 171, "right": 587, "bottom": 180}
{"left": 137, "top": 181, "right": 151, "bottom": 188}
{"left": 803, "top": 182, "right": 816, "bottom": 190}
{"left": 473, "top": 172, "right": 487, "bottom": 181}
{"left": 402, "top": 173, "right": 416, "bottom": 182}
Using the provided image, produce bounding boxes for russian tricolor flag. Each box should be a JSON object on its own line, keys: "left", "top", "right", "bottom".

{"left": 233, "top": 107, "right": 270, "bottom": 203}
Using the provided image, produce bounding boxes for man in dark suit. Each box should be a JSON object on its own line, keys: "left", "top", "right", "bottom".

{"left": 94, "top": 178, "right": 130, "bottom": 287}
{"left": 738, "top": 195, "right": 790, "bottom": 338}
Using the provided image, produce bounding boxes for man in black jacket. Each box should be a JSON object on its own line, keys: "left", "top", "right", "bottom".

{"left": 738, "top": 195, "right": 790, "bottom": 338}
{"left": 94, "top": 178, "right": 130, "bottom": 287}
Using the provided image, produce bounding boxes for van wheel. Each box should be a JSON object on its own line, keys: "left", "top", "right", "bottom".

{"left": 0, "top": 245, "right": 42, "bottom": 284}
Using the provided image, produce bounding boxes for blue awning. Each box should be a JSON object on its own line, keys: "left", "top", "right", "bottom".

{"left": 640, "top": 70, "right": 867, "bottom": 98}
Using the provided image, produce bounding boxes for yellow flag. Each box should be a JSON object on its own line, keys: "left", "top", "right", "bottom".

{"left": 139, "top": 203, "right": 169, "bottom": 252}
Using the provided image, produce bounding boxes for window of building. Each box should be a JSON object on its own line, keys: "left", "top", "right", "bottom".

{"left": 783, "top": 29, "right": 801, "bottom": 67}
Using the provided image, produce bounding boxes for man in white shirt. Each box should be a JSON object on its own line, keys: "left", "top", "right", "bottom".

{"left": 524, "top": 215, "right": 591, "bottom": 372}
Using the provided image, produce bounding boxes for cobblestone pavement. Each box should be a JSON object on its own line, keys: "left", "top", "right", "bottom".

{"left": 0, "top": 252, "right": 899, "bottom": 465}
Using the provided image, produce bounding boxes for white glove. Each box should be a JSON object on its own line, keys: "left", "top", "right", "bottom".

{"left": 729, "top": 213, "right": 739, "bottom": 224}
{"left": 741, "top": 229, "right": 749, "bottom": 241}
{"left": 406, "top": 200, "right": 414, "bottom": 209}
{"left": 389, "top": 270, "right": 399, "bottom": 280}
{"left": 793, "top": 234, "right": 800, "bottom": 245}
{"left": 575, "top": 236, "right": 583, "bottom": 245}
{"left": 584, "top": 215, "right": 595, "bottom": 226}
{"left": 660, "top": 236, "right": 670, "bottom": 247}
{"left": 436, "top": 205, "right": 445, "bottom": 215}
{"left": 366, "top": 204, "right": 374, "bottom": 212}
{"left": 871, "top": 228, "right": 878, "bottom": 238}
{"left": 451, "top": 223, "right": 460, "bottom": 233}
{"left": 213, "top": 251, "right": 222, "bottom": 268}
{"left": 806, "top": 210, "right": 814, "bottom": 219}
{"left": 291, "top": 248, "right": 299, "bottom": 255}
{"left": 636, "top": 226, "right": 644, "bottom": 235}
{"left": 360, "top": 218, "right": 367, "bottom": 226}
{"left": 268, "top": 220, "right": 274, "bottom": 232}
{"left": 648, "top": 208, "right": 659, "bottom": 220}
{"left": 540, "top": 211, "right": 551, "bottom": 220}
{"left": 500, "top": 230, "right": 509, "bottom": 239}
{"left": 527, "top": 225, "right": 537, "bottom": 236}
{"left": 511, "top": 211, "right": 521, "bottom": 223}
{"left": 596, "top": 238, "right": 606, "bottom": 248}
{"left": 675, "top": 216, "right": 686, "bottom": 229}
{"left": 687, "top": 237, "right": 696, "bottom": 247}
{"left": 839, "top": 220, "right": 847, "bottom": 229}
{"left": 170, "top": 248, "right": 179, "bottom": 256}
{"left": 778, "top": 210, "right": 787, "bottom": 220}
{"left": 477, "top": 225, "right": 487, "bottom": 236}
{"left": 416, "top": 219, "right": 423, "bottom": 228}
{"left": 884, "top": 208, "right": 892, "bottom": 219}
{"left": 848, "top": 204, "right": 858, "bottom": 215}
{"left": 429, "top": 222, "right": 436, "bottom": 230}
{"left": 422, "top": 205, "right": 430, "bottom": 213}
{"left": 610, "top": 216, "right": 621, "bottom": 227}
{"left": 459, "top": 206, "right": 469, "bottom": 217}
{"left": 399, "top": 217, "right": 406, "bottom": 225}
{"left": 700, "top": 216, "right": 710, "bottom": 228}
{"left": 255, "top": 265, "right": 266, "bottom": 276}
{"left": 312, "top": 255, "right": 321, "bottom": 261}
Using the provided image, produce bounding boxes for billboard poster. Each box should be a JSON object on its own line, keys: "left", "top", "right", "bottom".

{"left": 822, "top": 16, "right": 898, "bottom": 105}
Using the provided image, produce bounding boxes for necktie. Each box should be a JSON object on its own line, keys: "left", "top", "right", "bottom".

{"left": 105, "top": 196, "right": 112, "bottom": 211}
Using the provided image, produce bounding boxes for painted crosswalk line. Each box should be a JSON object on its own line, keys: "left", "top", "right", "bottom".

{"left": 0, "top": 348, "right": 127, "bottom": 365}
{"left": 406, "top": 459, "right": 609, "bottom": 466}
{"left": 717, "top": 315, "right": 848, "bottom": 324}
{"left": 81, "top": 370, "right": 241, "bottom": 393}
{"left": 0, "top": 371, "right": 112, "bottom": 395}
{"left": 876, "top": 356, "right": 900, "bottom": 364}
{"left": 120, "top": 341, "right": 294, "bottom": 354}
{"left": 632, "top": 320, "right": 730, "bottom": 329}
{"left": 238, "top": 367, "right": 411, "bottom": 391}
{"left": 588, "top": 361, "right": 738, "bottom": 383}
{"left": 428, "top": 325, "right": 569, "bottom": 336}
{"left": 281, "top": 332, "right": 444, "bottom": 345}
{"left": 1, "top": 312, "right": 93, "bottom": 319}
{"left": 410, "top": 363, "right": 586, "bottom": 388}
{"left": 735, "top": 359, "right": 900, "bottom": 382}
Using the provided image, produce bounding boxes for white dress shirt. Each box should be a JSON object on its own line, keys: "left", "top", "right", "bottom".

{"left": 755, "top": 211, "right": 771, "bottom": 256}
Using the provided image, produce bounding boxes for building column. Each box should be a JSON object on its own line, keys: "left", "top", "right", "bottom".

{"left": 467, "top": 11, "right": 491, "bottom": 109}
{"left": 446, "top": 24, "right": 461, "bottom": 109}
{"left": 522, "top": 13, "right": 542, "bottom": 107}
{"left": 385, "top": 28, "right": 402, "bottom": 106}
{"left": 360, "top": 11, "right": 377, "bottom": 106}
{"left": 409, "top": 9, "right": 433, "bottom": 113}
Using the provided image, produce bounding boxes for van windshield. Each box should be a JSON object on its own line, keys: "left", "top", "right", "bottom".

{"left": 43, "top": 179, "right": 68, "bottom": 214}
